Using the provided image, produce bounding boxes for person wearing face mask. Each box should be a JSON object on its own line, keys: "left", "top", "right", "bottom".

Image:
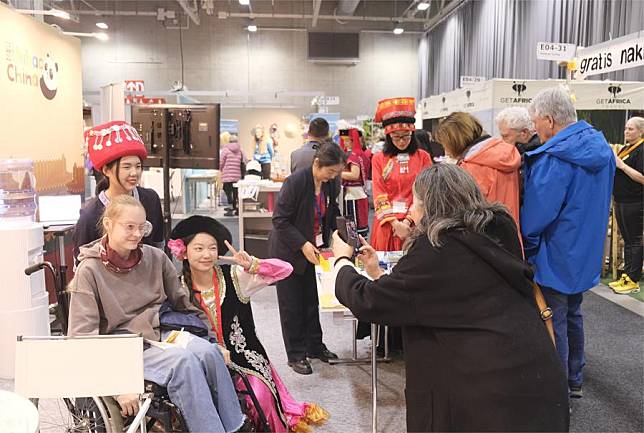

{"left": 73, "top": 121, "right": 163, "bottom": 263}
{"left": 169, "top": 216, "right": 329, "bottom": 432}
{"left": 268, "top": 142, "right": 346, "bottom": 375}
{"left": 370, "top": 97, "right": 432, "bottom": 252}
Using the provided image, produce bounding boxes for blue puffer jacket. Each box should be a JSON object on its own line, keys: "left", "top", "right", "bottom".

{"left": 521, "top": 120, "right": 615, "bottom": 294}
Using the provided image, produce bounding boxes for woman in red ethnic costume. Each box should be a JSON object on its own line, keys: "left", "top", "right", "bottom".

{"left": 370, "top": 98, "right": 432, "bottom": 251}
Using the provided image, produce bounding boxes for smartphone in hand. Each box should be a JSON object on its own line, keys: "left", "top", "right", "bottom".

{"left": 336, "top": 216, "right": 360, "bottom": 250}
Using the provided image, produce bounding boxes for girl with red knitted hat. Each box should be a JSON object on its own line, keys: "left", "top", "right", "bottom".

{"left": 72, "top": 121, "right": 164, "bottom": 262}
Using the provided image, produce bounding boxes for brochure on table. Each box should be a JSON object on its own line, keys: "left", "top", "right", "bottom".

{"left": 316, "top": 251, "right": 404, "bottom": 311}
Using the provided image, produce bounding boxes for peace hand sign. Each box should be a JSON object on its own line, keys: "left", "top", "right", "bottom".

{"left": 218, "top": 240, "right": 253, "bottom": 269}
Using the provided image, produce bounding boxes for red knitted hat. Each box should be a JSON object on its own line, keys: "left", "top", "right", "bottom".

{"left": 374, "top": 97, "right": 416, "bottom": 135}
{"left": 339, "top": 128, "right": 363, "bottom": 156}
{"left": 85, "top": 121, "right": 147, "bottom": 170}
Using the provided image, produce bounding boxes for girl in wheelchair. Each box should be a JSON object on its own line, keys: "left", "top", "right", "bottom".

{"left": 169, "top": 216, "right": 329, "bottom": 433}
{"left": 67, "top": 195, "right": 247, "bottom": 433}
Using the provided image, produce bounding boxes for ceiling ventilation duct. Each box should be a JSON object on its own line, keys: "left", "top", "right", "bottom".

{"left": 337, "top": 0, "right": 361, "bottom": 16}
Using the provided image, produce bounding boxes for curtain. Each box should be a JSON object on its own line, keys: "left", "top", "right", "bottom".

{"left": 418, "top": 0, "right": 644, "bottom": 97}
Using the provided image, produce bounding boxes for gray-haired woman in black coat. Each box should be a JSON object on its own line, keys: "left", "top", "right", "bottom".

{"left": 332, "top": 164, "right": 569, "bottom": 432}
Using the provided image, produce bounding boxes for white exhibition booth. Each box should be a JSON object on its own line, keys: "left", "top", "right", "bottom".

{"left": 420, "top": 78, "right": 644, "bottom": 136}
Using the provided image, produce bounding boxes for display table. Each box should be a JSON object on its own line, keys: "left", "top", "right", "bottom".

{"left": 185, "top": 171, "right": 220, "bottom": 213}
{"left": 316, "top": 252, "right": 403, "bottom": 433}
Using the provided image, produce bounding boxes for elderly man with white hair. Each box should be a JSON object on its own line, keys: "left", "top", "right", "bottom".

{"left": 521, "top": 87, "right": 615, "bottom": 401}
{"left": 495, "top": 106, "right": 541, "bottom": 154}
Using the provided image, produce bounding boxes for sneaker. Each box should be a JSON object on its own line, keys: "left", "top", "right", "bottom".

{"left": 612, "top": 275, "right": 640, "bottom": 294}
{"left": 224, "top": 210, "right": 235, "bottom": 217}
{"left": 569, "top": 386, "right": 583, "bottom": 399}
{"left": 608, "top": 273, "right": 628, "bottom": 288}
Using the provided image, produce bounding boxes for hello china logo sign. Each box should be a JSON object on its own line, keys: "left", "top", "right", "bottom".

{"left": 4, "top": 41, "right": 60, "bottom": 101}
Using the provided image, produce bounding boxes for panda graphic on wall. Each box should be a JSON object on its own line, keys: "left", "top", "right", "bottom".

{"left": 40, "top": 54, "right": 58, "bottom": 100}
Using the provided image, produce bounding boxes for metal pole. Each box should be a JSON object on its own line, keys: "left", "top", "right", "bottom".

{"left": 371, "top": 323, "right": 378, "bottom": 433}
{"left": 162, "top": 109, "right": 172, "bottom": 256}
{"left": 352, "top": 319, "right": 358, "bottom": 359}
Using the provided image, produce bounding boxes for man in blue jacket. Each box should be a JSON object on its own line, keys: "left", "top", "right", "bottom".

{"left": 522, "top": 87, "right": 615, "bottom": 400}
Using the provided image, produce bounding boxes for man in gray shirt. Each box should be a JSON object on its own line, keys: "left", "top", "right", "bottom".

{"left": 290, "top": 117, "right": 330, "bottom": 173}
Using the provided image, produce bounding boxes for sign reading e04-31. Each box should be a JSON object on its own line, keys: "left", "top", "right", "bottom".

{"left": 536, "top": 42, "right": 577, "bottom": 62}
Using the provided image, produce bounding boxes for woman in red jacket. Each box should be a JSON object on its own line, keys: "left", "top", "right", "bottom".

{"left": 435, "top": 111, "right": 521, "bottom": 225}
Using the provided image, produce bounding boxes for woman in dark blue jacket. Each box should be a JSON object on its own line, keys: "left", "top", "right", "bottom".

{"left": 268, "top": 142, "right": 345, "bottom": 375}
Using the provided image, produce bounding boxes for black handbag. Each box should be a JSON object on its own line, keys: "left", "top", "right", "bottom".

{"left": 158, "top": 301, "right": 209, "bottom": 338}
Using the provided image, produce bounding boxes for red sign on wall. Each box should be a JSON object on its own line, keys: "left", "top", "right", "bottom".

{"left": 124, "top": 80, "right": 145, "bottom": 93}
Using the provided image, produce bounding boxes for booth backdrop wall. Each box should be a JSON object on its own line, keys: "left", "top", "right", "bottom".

{"left": 0, "top": 3, "right": 84, "bottom": 194}
{"left": 419, "top": 0, "right": 644, "bottom": 96}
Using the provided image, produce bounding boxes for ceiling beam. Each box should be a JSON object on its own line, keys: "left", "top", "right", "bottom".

{"left": 176, "top": 0, "right": 200, "bottom": 25}
{"left": 337, "top": 0, "right": 360, "bottom": 16}
{"left": 312, "top": 0, "right": 322, "bottom": 27}
{"left": 219, "top": 11, "right": 428, "bottom": 24}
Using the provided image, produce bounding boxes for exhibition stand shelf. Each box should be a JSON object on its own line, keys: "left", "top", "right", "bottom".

{"left": 235, "top": 180, "right": 282, "bottom": 258}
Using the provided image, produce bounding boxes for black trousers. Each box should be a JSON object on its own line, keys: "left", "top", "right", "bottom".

{"left": 275, "top": 264, "right": 324, "bottom": 362}
{"left": 615, "top": 200, "right": 643, "bottom": 281}
{"left": 222, "top": 182, "right": 238, "bottom": 210}
{"left": 260, "top": 163, "right": 271, "bottom": 179}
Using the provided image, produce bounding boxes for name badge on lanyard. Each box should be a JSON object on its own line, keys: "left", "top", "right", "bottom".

{"left": 397, "top": 153, "right": 410, "bottom": 174}
{"left": 315, "top": 191, "right": 325, "bottom": 248}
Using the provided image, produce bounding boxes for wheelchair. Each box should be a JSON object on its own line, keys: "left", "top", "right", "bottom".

{"left": 25, "top": 262, "right": 269, "bottom": 433}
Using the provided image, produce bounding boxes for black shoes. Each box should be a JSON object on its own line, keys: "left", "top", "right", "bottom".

{"left": 287, "top": 359, "right": 313, "bottom": 375}
{"left": 306, "top": 348, "right": 339, "bottom": 363}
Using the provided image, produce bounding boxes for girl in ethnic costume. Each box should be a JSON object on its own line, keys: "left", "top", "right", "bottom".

{"left": 340, "top": 128, "right": 370, "bottom": 237}
{"left": 169, "top": 216, "right": 329, "bottom": 433}
{"left": 370, "top": 98, "right": 432, "bottom": 251}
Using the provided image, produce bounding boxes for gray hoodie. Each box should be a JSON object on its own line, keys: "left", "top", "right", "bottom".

{"left": 68, "top": 239, "right": 197, "bottom": 341}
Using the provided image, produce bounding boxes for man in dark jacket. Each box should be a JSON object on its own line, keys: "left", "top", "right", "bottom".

{"left": 290, "top": 117, "right": 329, "bottom": 173}
{"left": 522, "top": 87, "right": 615, "bottom": 400}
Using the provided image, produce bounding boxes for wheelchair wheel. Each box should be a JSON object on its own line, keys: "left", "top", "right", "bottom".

{"left": 36, "top": 397, "right": 115, "bottom": 433}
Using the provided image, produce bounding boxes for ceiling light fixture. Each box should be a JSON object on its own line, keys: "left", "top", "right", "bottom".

{"left": 417, "top": 2, "right": 430, "bottom": 11}
{"left": 247, "top": 24, "right": 258, "bottom": 32}
{"left": 393, "top": 26, "right": 404, "bottom": 35}
{"left": 96, "top": 22, "right": 109, "bottom": 30}
{"left": 16, "top": 8, "right": 71, "bottom": 20}
{"left": 239, "top": 0, "right": 250, "bottom": 5}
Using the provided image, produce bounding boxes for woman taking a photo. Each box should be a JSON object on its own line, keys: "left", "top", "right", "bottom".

{"left": 609, "top": 116, "right": 644, "bottom": 294}
{"left": 332, "top": 164, "right": 569, "bottom": 432}
{"left": 73, "top": 121, "right": 163, "bottom": 262}
{"left": 269, "top": 142, "right": 346, "bottom": 375}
